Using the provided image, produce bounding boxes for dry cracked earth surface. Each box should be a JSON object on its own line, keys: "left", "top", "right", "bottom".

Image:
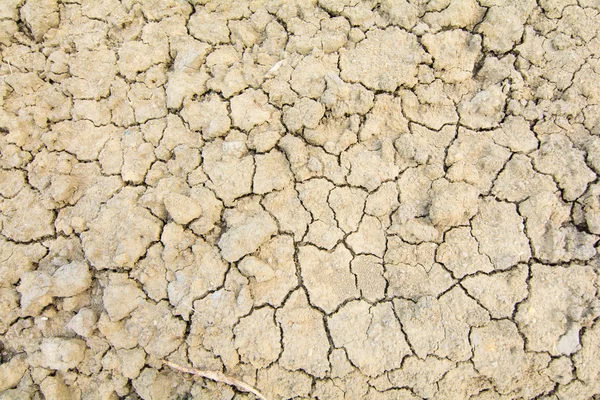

{"left": 2, "top": 0, "right": 600, "bottom": 399}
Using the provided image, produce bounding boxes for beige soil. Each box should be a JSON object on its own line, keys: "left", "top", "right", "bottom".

{"left": 1, "top": 0, "right": 600, "bottom": 399}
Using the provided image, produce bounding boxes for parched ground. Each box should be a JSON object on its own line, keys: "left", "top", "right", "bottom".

{"left": 1, "top": 0, "right": 600, "bottom": 399}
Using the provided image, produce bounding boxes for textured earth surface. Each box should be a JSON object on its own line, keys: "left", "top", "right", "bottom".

{"left": 2, "top": 0, "right": 600, "bottom": 399}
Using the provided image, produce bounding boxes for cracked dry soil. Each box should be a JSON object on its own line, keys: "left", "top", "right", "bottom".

{"left": 1, "top": 0, "right": 600, "bottom": 399}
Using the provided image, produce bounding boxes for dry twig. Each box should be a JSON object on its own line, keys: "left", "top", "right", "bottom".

{"left": 163, "top": 360, "right": 268, "bottom": 400}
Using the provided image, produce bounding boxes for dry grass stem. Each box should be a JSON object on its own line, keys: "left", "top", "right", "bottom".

{"left": 163, "top": 360, "right": 268, "bottom": 400}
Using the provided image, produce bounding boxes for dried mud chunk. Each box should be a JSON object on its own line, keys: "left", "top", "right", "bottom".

{"left": 278, "top": 135, "right": 349, "bottom": 184}
{"left": 263, "top": 187, "right": 311, "bottom": 241}
{"left": 103, "top": 273, "right": 147, "bottom": 322}
{"left": 394, "top": 124, "right": 456, "bottom": 169}
{"left": 234, "top": 307, "right": 281, "bottom": 369}
{"left": 458, "top": 85, "right": 506, "bottom": 130}
{"left": 138, "top": 0, "right": 192, "bottom": 20}
{"left": 0, "top": 288, "right": 19, "bottom": 333}
{"left": 26, "top": 151, "right": 81, "bottom": 207}
{"left": 189, "top": 270, "right": 252, "bottom": 369}
{"left": 17, "top": 270, "right": 53, "bottom": 317}
{"left": 471, "top": 320, "right": 553, "bottom": 397}
{"left": 360, "top": 94, "right": 409, "bottom": 141}
{"left": 116, "top": 347, "right": 146, "bottom": 380}
{"left": 256, "top": 364, "right": 312, "bottom": 400}
{"left": 312, "top": 380, "right": 345, "bottom": 400}
{"left": 492, "top": 154, "right": 557, "bottom": 202}
{"left": 297, "top": 178, "right": 335, "bottom": 223}
{"left": 520, "top": 192, "right": 597, "bottom": 263}
{"left": 385, "top": 239, "right": 454, "bottom": 299}
{"left": 202, "top": 138, "right": 254, "bottom": 206}
{"left": 366, "top": 388, "right": 421, "bottom": 400}
{"left": 436, "top": 227, "right": 494, "bottom": 278}
{"left": 394, "top": 164, "right": 444, "bottom": 220}
{"left": 218, "top": 197, "right": 277, "bottom": 262}
{"left": 299, "top": 244, "right": 359, "bottom": 314}
{"left": 462, "top": 265, "right": 528, "bottom": 319}
{"left": 531, "top": 134, "right": 596, "bottom": 201}
{"left": 263, "top": 73, "right": 298, "bottom": 108}
{"left": 304, "top": 220, "right": 345, "bottom": 250}
{"left": 52, "top": 260, "right": 92, "bottom": 298}
{"left": 72, "top": 99, "right": 111, "bottom": 125}
{"left": 238, "top": 255, "right": 275, "bottom": 284}
{"left": 283, "top": 97, "right": 325, "bottom": 133}
{"left": 132, "top": 367, "right": 176, "bottom": 400}
{"left": 67, "top": 308, "right": 97, "bottom": 338}
{"left": 64, "top": 49, "right": 117, "bottom": 100}
{"left": 476, "top": 54, "right": 516, "bottom": 86}
{"left": 567, "top": 321, "right": 600, "bottom": 396}
{"left": 321, "top": 73, "right": 374, "bottom": 117}
{"left": 230, "top": 89, "right": 276, "bottom": 131}
{"left": 543, "top": 356, "right": 574, "bottom": 385}
{"left": 290, "top": 53, "right": 338, "bottom": 99}
{"left": 476, "top": 2, "right": 535, "bottom": 54}
{"left": 167, "top": 37, "right": 210, "bottom": 98}
{"left": 276, "top": 289, "right": 330, "bottom": 378}
{"left": 163, "top": 193, "right": 202, "bottom": 225}
{"left": 422, "top": 30, "right": 482, "bottom": 83}
{"left": 346, "top": 215, "right": 386, "bottom": 257}
{"left": 0, "top": 139, "right": 32, "bottom": 170}
{"left": 303, "top": 115, "right": 360, "bottom": 155}
{"left": 188, "top": 9, "right": 230, "bottom": 44}
{"left": 253, "top": 150, "right": 294, "bottom": 194}
{"left": 121, "top": 128, "right": 155, "bottom": 184}
{"left": 118, "top": 41, "right": 166, "bottom": 80}
{"left": 41, "top": 374, "right": 80, "bottom": 398}
{"left": 0, "top": 169, "right": 25, "bottom": 199}
{"left": 471, "top": 197, "right": 530, "bottom": 270}
{"left": 180, "top": 95, "right": 231, "bottom": 140}
{"left": 55, "top": 173, "right": 123, "bottom": 235}
{"left": 429, "top": 179, "right": 479, "bottom": 229}
{"left": 365, "top": 181, "right": 399, "bottom": 228}
{"left": 494, "top": 116, "right": 539, "bottom": 154}
{"left": 128, "top": 83, "right": 168, "bottom": 124}
{"left": 340, "top": 27, "right": 428, "bottom": 91}
{"left": 384, "top": 263, "right": 454, "bottom": 300}
{"left": 387, "top": 356, "right": 454, "bottom": 399}
{"left": 378, "top": 0, "right": 419, "bottom": 29}
{"left": 164, "top": 228, "right": 228, "bottom": 318}
{"left": 342, "top": 141, "right": 399, "bottom": 191}
{"left": 0, "top": 239, "right": 46, "bottom": 288}
{"left": 127, "top": 303, "right": 186, "bottom": 361}
{"left": 39, "top": 338, "right": 86, "bottom": 371}
{"left": 0, "top": 355, "right": 28, "bottom": 393}
{"left": 394, "top": 287, "right": 489, "bottom": 361}
{"left": 328, "top": 186, "right": 367, "bottom": 233}
{"left": 436, "top": 363, "right": 492, "bottom": 400}
{"left": 246, "top": 114, "right": 284, "bottom": 151}
{"left": 82, "top": 187, "right": 162, "bottom": 270}
{"left": 446, "top": 128, "right": 511, "bottom": 193}
{"left": 583, "top": 183, "right": 600, "bottom": 235}
{"left": 20, "top": 0, "right": 59, "bottom": 41}
{"left": 328, "top": 301, "right": 411, "bottom": 377}
{"left": 351, "top": 255, "right": 386, "bottom": 302}
{"left": 0, "top": 0, "right": 20, "bottom": 20}
{"left": 1, "top": 186, "right": 54, "bottom": 242}
{"left": 243, "top": 235, "right": 297, "bottom": 308}
{"left": 97, "top": 311, "right": 138, "bottom": 350}
{"left": 423, "top": 0, "right": 485, "bottom": 29}
{"left": 515, "top": 263, "right": 598, "bottom": 356}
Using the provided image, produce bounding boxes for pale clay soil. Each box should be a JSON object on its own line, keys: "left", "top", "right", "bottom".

{"left": 1, "top": 0, "right": 600, "bottom": 399}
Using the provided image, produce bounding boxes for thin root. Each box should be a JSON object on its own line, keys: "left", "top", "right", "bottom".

{"left": 162, "top": 360, "right": 268, "bottom": 400}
